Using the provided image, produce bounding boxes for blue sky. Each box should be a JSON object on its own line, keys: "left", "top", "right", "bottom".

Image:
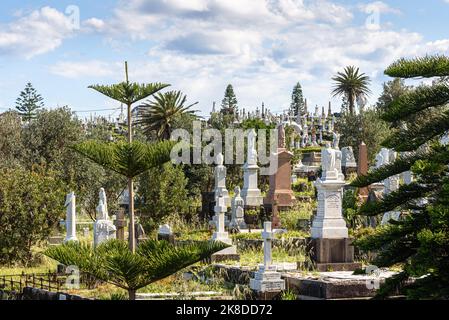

{"left": 1, "top": 0, "right": 449, "bottom": 119}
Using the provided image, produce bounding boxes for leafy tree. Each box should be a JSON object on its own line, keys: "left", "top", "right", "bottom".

{"left": 0, "top": 167, "right": 65, "bottom": 266}
{"left": 351, "top": 55, "right": 449, "bottom": 299}
{"left": 21, "top": 107, "right": 125, "bottom": 220}
{"left": 221, "top": 84, "right": 238, "bottom": 116}
{"left": 137, "top": 163, "right": 190, "bottom": 231}
{"left": 137, "top": 90, "right": 198, "bottom": 140}
{"left": 376, "top": 78, "right": 411, "bottom": 112}
{"left": 15, "top": 83, "right": 44, "bottom": 122}
{"left": 0, "top": 111, "right": 26, "bottom": 168}
{"left": 290, "top": 82, "right": 306, "bottom": 117}
{"left": 332, "top": 66, "right": 371, "bottom": 115}
{"left": 44, "top": 239, "right": 228, "bottom": 299}
{"left": 88, "top": 61, "right": 170, "bottom": 252}
{"left": 337, "top": 109, "right": 390, "bottom": 163}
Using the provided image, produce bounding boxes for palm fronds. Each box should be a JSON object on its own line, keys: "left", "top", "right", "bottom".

{"left": 137, "top": 90, "right": 198, "bottom": 140}
{"left": 332, "top": 65, "right": 371, "bottom": 114}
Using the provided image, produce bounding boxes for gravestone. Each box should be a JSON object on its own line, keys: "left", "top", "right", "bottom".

{"left": 264, "top": 124, "right": 295, "bottom": 228}
{"left": 341, "top": 146, "right": 357, "bottom": 175}
{"left": 229, "top": 187, "right": 247, "bottom": 230}
{"left": 381, "top": 149, "right": 401, "bottom": 225}
{"left": 157, "top": 224, "right": 174, "bottom": 243}
{"left": 241, "top": 129, "right": 263, "bottom": 207}
{"left": 309, "top": 143, "right": 361, "bottom": 271}
{"left": 64, "top": 192, "right": 78, "bottom": 243}
{"left": 94, "top": 188, "right": 116, "bottom": 247}
{"left": 250, "top": 222, "right": 285, "bottom": 297}
{"left": 114, "top": 208, "right": 126, "bottom": 240}
{"left": 214, "top": 152, "right": 230, "bottom": 206}
{"left": 211, "top": 193, "right": 239, "bottom": 262}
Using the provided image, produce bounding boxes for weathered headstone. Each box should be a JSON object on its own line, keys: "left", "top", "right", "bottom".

{"left": 214, "top": 152, "right": 230, "bottom": 206}
{"left": 264, "top": 124, "right": 295, "bottom": 228}
{"left": 94, "top": 188, "right": 116, "bottom": 247}
{"left": 64, "top": 192, "right": 78, "bottom": 243}
{"left": 114, "top": 208, "right": 126, "bottom": 240}
{"left": 158, "top": 224, "right": 174, "bottom": 243}
{"left": 229, "top": 187, "right": 247, "bottom": 230}
{"left": 241, "top": 129, "right": 263, "bottom": 207}
{"left": 341, "top": 146, "right": 357, "bottom": 174}
{"left": 309, "top": 143, "right": 361, "bottom": 271}
{"left": 311, "top": 143, "right": 347, "bottom": 239}
{"left": 250, "top": 222, "right": 285, "bottom": 295}
{"left": 211, "top": 194, "right": 239, "bottom": 262}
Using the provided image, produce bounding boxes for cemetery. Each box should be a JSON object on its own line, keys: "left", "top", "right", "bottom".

{"left": 1, "top": 2, "right": 449, "bottom": 306}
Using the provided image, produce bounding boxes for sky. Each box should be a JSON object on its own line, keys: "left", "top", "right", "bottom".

{"left": 1, "top": 0, "right": 449, "bottom": 119}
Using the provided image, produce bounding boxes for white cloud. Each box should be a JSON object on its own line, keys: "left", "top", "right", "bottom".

{"left": 83, "top": 18, "right": 106, "bottom": 32}
{"left": 0, "top": 7, "right": 77, "bottom": 59}
{"left": 50, "top": 60, "right": 121, "bottom": 78}
{"left": 14, "top": 1, "right": 449, "bottom": 115}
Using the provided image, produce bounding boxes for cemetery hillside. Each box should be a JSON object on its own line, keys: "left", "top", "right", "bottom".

{"left": 1, "top": 1, "right": 449, "bottom": 311}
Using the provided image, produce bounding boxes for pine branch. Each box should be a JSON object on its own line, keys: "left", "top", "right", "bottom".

{"left": 351, "top": 152, "right": 423, "bottom": 187}
{"left": 359, "top": 183, "right": 434, "bottom": 216}
{"left": 385, "top": 55, "right": 449, "bottom": 78}
{"left": 382, "top": 110, "right": 449, "bottom": 151}
{"left": 381, "top": 83, "right": 449, "bottom": 122}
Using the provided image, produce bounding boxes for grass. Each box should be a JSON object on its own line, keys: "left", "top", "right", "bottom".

{"left": 221, "top": 247, "right": 306, "bottom": 268}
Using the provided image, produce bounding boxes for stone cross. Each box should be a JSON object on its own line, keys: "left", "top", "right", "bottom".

{"left": 211, "top": 193, "right": 231, "bottom": 244}
{"left": 64, "top": 192, "right": 78, "bottom": 242}
{"left": 262, "top": 222, "right": 274, "bottom": 268}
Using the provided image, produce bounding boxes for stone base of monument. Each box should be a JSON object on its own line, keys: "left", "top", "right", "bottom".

{"left": 157, "top": 233, "right": 175, "bottom": 243}
{"left": 307, "top": 238, "right": 361, "bottom": 272}
{"left": 94, "top": 220, "right": 116, "bottom": 246}
{"left": 249, "top": 265, "right": 285, "bottom": 298}
{"left": 211, "top": 246, "right": 240, "bottom": 263}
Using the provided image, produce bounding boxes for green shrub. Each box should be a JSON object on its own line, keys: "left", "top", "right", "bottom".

{"left": 279, "top": 202, "right": 314, "bottom": 231}
{"left": 0, "top": 167, "right": 65, "bottom": 266}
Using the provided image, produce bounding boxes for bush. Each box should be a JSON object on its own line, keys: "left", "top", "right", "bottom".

{"left": 279, "top": 202, "right": 315, "bottom": 231}
{"left": 0, "top": 167, "right": 65, "bottom": 266}
{"left": 138, "top": 163, "right": 190, "bottom": 232}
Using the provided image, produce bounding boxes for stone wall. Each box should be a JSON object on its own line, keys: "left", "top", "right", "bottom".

{"left": 21, "top": 287, "right": 91, "bottom": 300}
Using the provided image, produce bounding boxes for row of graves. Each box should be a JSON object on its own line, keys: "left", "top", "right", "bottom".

{"left": 57, "top": 118, "right": 410, "bottom": 300}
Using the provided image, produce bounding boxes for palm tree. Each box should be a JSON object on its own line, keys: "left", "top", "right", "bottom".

{"left": 137, "top": 90, "right": 198, "bottom": 140}
{"left": 87, "top": 62, "right": 170, "bottom": 252}
{"left": 44, "top": 239, "right": 229, "bottom": 300}
{"left": 332, "top": 66, "right": 371, "bottom": 115}
{"left": 71, "top": 140, "right": 175, "bottom": 253}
